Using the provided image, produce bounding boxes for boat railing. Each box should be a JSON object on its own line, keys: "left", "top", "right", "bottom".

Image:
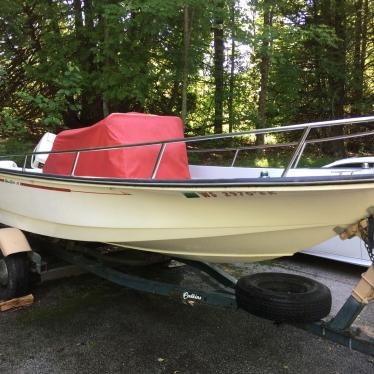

{"left": 1, "top": 115, "right": 374, "bottom": 178}
{"left": 189, "top": 128, "right": 374, "bottom": 169}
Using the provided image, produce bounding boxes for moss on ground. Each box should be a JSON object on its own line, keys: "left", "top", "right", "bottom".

{"left": 17, "top": 281, "right": 124, "bottom": 325}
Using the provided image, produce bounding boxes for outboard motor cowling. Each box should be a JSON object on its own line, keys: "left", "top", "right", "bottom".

{"left": 31, "top": 132, "right": 56, "bottom": 169}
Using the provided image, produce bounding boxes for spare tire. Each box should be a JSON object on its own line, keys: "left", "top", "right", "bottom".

{"left": 235, "top": 272, "right": 331, "bottom": 323}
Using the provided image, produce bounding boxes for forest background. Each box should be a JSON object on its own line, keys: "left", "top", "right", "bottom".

{"left": 0, "top": 0, "right": 373, "bottom": 164}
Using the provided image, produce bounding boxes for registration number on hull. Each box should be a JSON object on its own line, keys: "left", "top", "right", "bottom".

{"left": 183, "top": 191, "right": 277, "bottom": 198}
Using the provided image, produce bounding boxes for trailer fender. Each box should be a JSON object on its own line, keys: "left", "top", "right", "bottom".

{"left": 0, "top": 228, "right": 32, "bottom": 257}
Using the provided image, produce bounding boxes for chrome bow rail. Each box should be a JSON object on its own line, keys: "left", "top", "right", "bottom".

{"left": 1, "top": 115, "right": 374, "bottom": 178}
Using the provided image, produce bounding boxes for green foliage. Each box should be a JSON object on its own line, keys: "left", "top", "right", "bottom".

{"left": 301, "top": 25, "right": 339, "bottom": 47}
{"left": 0, "top": 107, "right": 27, "bottom": 138}
{"left": 0, "top": 0, "right": 372, "bottom": 154}
{"left": 17, "top": 64, "right": 82, "bottom": 132}
{"left": 1, "top": 138, "right": 34, "bottom": 157}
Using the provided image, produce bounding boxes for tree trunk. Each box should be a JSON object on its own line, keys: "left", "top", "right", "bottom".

{"left": 331, "top": 0, "right": 346, "bottom": 118}
{"left": 228, "top": 0, "right": 236, "bottom": 133}
{"left": 256, "top": 2, "right": 272, "bottom": 146}
{"left": 327, "top": 0, "right": 346, "bottom": 157}
{"left": 73, "top": 0, "right": 83, "bottom": 36}
{"left": 213, "top": 2, "right": 225, "bottom": 134}
{"left": 360, "top": 0, "right": 369, "bottom": 97}
{"left": 78, "top": 0, "right": 103, "bottom": 125}
{"left": 352, "top": 0, "right": 363, "bottom": 115}
{"left": 102, "top": 12, "right": 109, "bottom": 117}
{"left": 181, "top": 5, "right": 191, "bottom": 124}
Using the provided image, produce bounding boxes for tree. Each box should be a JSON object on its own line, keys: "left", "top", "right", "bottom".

{"left": 255, "top": 0, "right": 273, "bottom": 145}
{"left": 0, "top": 0, "right": 373, "bottom": 144}
{"left": 181, "top": 4, "right": 192, "bottom": 123}
{"left": 227, "top": 0, "right": 237, "bottom": 133}
{"left": 213, "top": 0, "right": 225, "bottom": 134}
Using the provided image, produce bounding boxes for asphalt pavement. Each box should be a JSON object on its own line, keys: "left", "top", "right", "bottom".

{"left": 0, "top": 254, "right": 373, "bottom": 374}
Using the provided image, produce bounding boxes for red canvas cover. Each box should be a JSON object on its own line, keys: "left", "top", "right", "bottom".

{"left": 43, "top": 113, "right": 191, "bottom": 179}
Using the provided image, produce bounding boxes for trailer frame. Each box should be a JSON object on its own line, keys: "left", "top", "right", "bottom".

{"left": 43, "top": 244, "right": 374, "bottom": 357}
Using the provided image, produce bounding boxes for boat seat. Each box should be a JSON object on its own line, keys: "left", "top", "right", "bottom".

{"left": 0, "top": 161, "right": 42, "bottom": 173}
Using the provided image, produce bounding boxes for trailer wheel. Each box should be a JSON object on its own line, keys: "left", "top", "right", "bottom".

{"left": 0, "top": 253, "right": 30, "bottom": 301}
{"left": 235, "top": 272, "right": 331, "bottom": 323}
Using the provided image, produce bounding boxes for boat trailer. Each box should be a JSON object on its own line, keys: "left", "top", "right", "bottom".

{"left": 40, "top": 243, "right": 374, "bottom": 357}
{"left": 0, "top": 228, "right": 373, "bottom": 357}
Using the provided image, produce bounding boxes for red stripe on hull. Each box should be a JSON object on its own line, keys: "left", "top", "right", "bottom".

{"left": 20, "top": 182, "right": 71, "bottom": 192}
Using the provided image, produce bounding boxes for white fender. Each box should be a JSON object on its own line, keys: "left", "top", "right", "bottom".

{"left": 0, "top": 228, "right": 32, "bottom": 257}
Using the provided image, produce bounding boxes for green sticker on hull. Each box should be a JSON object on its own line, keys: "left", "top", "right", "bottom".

{"left": 183, "top": 192, "right": 200, "bottom": 198}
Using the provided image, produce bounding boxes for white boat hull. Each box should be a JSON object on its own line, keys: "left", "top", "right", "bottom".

{"left": 1, "top": 171, "right": 374, "bottom": 262}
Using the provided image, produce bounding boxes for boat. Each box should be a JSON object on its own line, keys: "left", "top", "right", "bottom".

{"left": 0, "top": 113, "right": 373, "bottom": 263}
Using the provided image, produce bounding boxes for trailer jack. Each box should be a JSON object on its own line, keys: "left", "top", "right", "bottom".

{"left": 299, "top": 264, "right": 374, "bottom": 356}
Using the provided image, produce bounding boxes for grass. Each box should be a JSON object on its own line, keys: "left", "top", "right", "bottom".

{"left": 188, "top": 149, "right": 336, "bottom": 169}
{"left": 0, "top": 138, "right": 35, "bottom": 165}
